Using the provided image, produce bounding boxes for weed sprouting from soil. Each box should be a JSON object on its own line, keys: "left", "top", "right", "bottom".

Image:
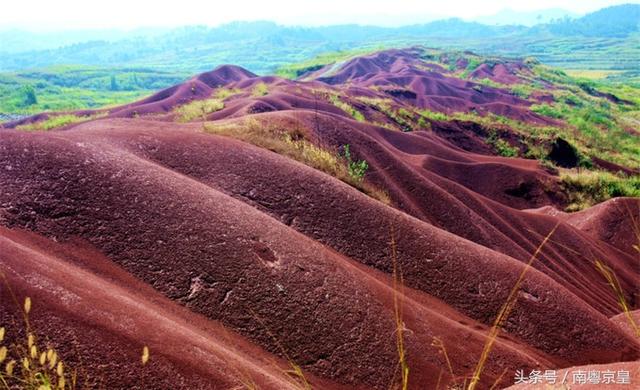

{"left": 389, "top": 227, "right": 409, "bottom": 390}
{"left": 468, "top": 223, "right": 559, "bottom": 390}
{"left": 0, "top": 291, "right": 74, "bottom": 389}
{"left": 595, "top": 260, "right": 640, "bottom": 338}
{"left": 247, "top": 309, "right": 312, "bottom": 390}
{"left": 340, "top": 144, "right": 369, "bottom": 182}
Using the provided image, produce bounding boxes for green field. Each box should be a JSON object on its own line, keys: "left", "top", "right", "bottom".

{"left": 2, "top": 5, "right": 639, "bottom": 117}
{"left": 0, "top": 66, "right": 188, "bottom": 116}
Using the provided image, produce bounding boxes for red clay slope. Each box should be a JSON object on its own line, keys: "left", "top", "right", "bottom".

{"left": 265, "top": 110, "right": 639, "bottom": 315}
{"left": 0, "top": 227, "right": 326, "bottom": 390}
{"left": 311, "top": 48, "right": 555, "bottom": 124}
{"left": 1, "top": 49, "right": 638, "bottom": 389}
{"left": 1, "top": 120, "right": 638, "bottom": 388}
{"left": 563, "top": 197, "right": 639, "bottom": 256}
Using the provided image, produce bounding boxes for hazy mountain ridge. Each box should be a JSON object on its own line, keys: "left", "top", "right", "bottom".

{"left": 0, "top": 4, "right": 638, "bottom": 74}
{"left": 471, "top": 8, "right": 577, "bottom": 26}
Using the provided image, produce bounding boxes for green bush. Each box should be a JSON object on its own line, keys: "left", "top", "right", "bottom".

{"left": 561, "top": 170, "right": 640, "bottom": 211}
{"left": 19, "top": 85, "right": 37, "bottom": 106}
{"left": 341, "top": 144, "right": 368, "bottom": 182}
{"left": 486, "top": 131, "right": 519, "bottom": 157}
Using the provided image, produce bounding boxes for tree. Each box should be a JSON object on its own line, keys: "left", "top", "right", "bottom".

{"left": 110, "top": 75, "right": 118, "bottom": 91}
{"left": 20, "top": 85, "right": 37, "bottom": 106}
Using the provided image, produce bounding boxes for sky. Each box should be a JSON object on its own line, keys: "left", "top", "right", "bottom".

{"left": 1, "top": 0, "right": 637, "bottom": 30}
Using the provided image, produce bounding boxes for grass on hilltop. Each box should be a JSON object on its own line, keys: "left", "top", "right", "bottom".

{"left": 560, "top": 170, "right": 640, "bottom": 211}
{"left": 16, "top": 113, "right": 107, "bottom": 131}
{"left": 203, "top": 118, "right": 390, "bottom": 204}
{"left": 173, "top": 98, "right": 225, "bottom": 122}
{"left": 251, "top": 83, "right": 270, "bottom": 97}
{"left": 328, "top": 93, "right": 365, "bottom": 122}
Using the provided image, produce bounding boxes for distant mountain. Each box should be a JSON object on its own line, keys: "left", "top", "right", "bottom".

{"left": 0, "top": 20, "right": 524, "bottom": 73}
{"left": 472, "top": 8, "right": 577, "bottom": 26}
{"left": 0, "top": 4, "right": 638, "bottom": 74}
{"left": 541, "top": 3, "right": 640, "bottom": 37}
{"left": 0, "top": 27, "right": 169, "bottom": 54}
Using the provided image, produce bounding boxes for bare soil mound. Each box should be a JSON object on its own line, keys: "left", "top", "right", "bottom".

{"left": 311, "top": 50, "right": 554, "bottom": 124}
{"left": 1, "top": 120, "right": 638, "bottom": 388}
{"left": 563, "top": 197, "right": 640, "bottom": 256}
{"left": 0, "top": 227, "right": 315, "bottom": 390}
{"left": 1, "top": 48, "right": 638, "bottom": 390}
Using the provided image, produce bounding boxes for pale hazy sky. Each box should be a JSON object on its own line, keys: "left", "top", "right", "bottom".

{"left": 1, "top": 0, "right": 637, "bottom": 30}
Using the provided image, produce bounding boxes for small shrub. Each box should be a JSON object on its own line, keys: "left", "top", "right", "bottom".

{"left": 486, "top": 131, "right": 518, "bottom": 157}
{"left": 328, "top": 94, "right": 365, "bottom": 122}
{"left": 20, "top": 85, "right": 38, "bottom": 107}
{"left": 251, "top": 83, "right": 269, "bottom": 97}
{"left": 214, "top": 88, "right": 242, "bottom": 100}
{"left": 173, "top": 98, "right": 224, "bottom": 122}
{"left": 417, "top": 116, "right": 432, "bottom": 130}
{"left": 494, "top": 139, "right": 518, "bottom": 157}
{"left": 340, "top": 144, "right": 369, "bottom": 182}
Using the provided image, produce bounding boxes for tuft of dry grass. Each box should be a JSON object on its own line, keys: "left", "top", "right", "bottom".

{"left": 389, "top": 228, "right": 409, "bottom": 390}
{"left": 251, "top": 83, "right": 270, "bottom": 97}
{"left": 0, "top": 269, "right": 154, "bottom": 390}
{"left": 0, "top": 296, "right": 73, "bottom": 390}
{"left": 328, "top": 93, "right": 365, "bottom": 122}
{"left": 467, "top": 223, "right": 559, "bottom": 390}
{"left": 431, "top": 337, "right": 453, "bottom": 381}
{"left": 214, "top": 88, "right": 243, "bottom": 100}
{"left": 488, "top": 368, "right": 508, "bottom": 390}
{"left": 16, "top": 113, "right": 107, "bottom": 131}
{"left": 174, "top": 98, "right": 225, "bottom": 122}
{"left": 203, "top": 118, "right": 391, "bottom": 205}
{"left": 246, "top": 308, "right": 311, "bottom": 390}
{"left": 141, "top": 346, "right": 150, "bottom": 366}
{"left": 595, "top": 260, "right": 640, "bottom": 338}
{"left": 356, "top": 97, "right": 415, "bottom": 131}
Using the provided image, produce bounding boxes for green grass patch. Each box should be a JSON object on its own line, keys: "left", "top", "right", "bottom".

{"left": 328, "top": 94, "right": 365, "bottom": 122}
{"left": 486, "top": 131, "right": 519, "bottom": 157}
{"left": 461, "top": 57, "right": 483, "bottom": 78}
{"left": 418, "top": 109, "right": 451, "bottom": 122}
{"left": 355, "top": 96, "right": 414, "bottom": 130}
{"left": 0, "top": 66, "right": 187, "bottom": 115}
{"left": 561, "top": 170, "right": 640, "bottom": 211}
